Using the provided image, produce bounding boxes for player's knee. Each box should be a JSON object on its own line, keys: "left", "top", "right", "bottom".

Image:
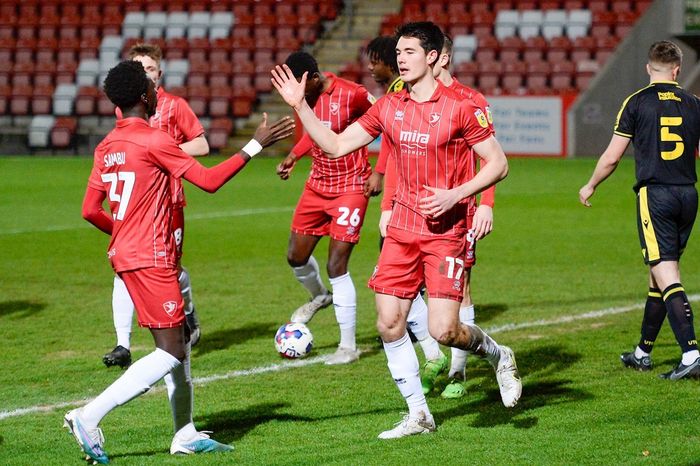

{"left": 431, "top": 324, "right": 459, "bottom": 346}
{"left": 287, "top": 252, "right": 308, "bottom": 268}
{"left": 376, "top": 317, "right": 403, "bottom": 341}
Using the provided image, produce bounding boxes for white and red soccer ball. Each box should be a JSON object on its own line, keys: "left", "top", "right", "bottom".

{"left": 274, "top": 322, "right": 314, "bottom": 359}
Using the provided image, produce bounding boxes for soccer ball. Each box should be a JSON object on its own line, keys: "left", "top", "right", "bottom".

{"left": 274, "top": 322, "right": 313, "bottom": 359}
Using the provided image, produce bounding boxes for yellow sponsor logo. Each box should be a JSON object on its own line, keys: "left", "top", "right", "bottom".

{"left": 658, "top": 91, "right": 681, "bottom": 102}
{"left": 485, "top": 106, "right": 494, "bottom": 124}
{"left": 474, "top": 109, "right": 488, "bottom": 128}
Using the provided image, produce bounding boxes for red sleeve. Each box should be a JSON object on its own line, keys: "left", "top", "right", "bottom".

{"left": 374, "top": 136, "right": 391, "bottom": 174}
{"left": 355, "top": 95, "right": 386, "bottom": 139}
{"left": 182, "top": 153, "right": 249, "bottom": 193}
{"left": 380, "top": 151, "right": 397, "bottom": 211}
{"left": 477, "top": 157, "right": 496, "bottom": 208}
{"left": 81, "top": 185, "right": 113, "bottom": 235}
{"left": 149, "top": 132, "right": 199, "bottom": 179}
{"left": 175, "top": 98, "right": 205, "bottom": 141}
{"left": 291, "top": 133, "right": 313, "bottom": 158}
{"left": 352, "top": 86, "right": 374, "bottom": 118}
{"left": 461, "top": 100, "right": 493, "bottom": 147}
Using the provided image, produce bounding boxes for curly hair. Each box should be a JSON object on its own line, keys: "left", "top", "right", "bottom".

{"left": 365, "top": 36, "right": 398, "bottom": 74}
{"left": 284, "top": 51, "right": 319, "bottom": 79}
{"left": 103, "top": 61, "right": 149, "bottom": 110}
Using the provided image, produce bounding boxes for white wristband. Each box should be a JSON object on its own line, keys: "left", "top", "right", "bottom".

{"left": 241, "top": 139, "right": 263, "bottom": 158}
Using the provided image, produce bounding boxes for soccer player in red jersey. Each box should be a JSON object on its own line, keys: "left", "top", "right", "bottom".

{"left": 275, "top": 52, "right": 374, "bottom": 365}
{"left": 64, "top": 60, "right": 294, "bottom": 463}
{"left": 273, "top": 22, "right": 521, "bottom": 438}
{"left": 104, "top": 44, "right": 208, "bottom": 370}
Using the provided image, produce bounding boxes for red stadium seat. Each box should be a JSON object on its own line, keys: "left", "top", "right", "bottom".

{"left": 500, "top": 36, "right": 524, "bottom": 62}
{"left": 32, "top": 84, "right": 54, "bottom": 114}
{"left": 472, "top": 12, "right": 495, "bottom": 38}
{"left": 75, "top": 86, "right": 99, "bottom": 116}
{"left": 10, "top": 84, "right": 32, "bottom": 116}
{"left": 209, "top": 61, "right": 232, "bottom": 88}
{"left": 614, "top": 11, "right": 638, "bottom": 38}
{"left": 523, "top": 36, "right": 547, "bottom": 62}
{"left": 493, "top": 0, "right": 514, "bottom": 13}
{"left": 34, "top": 62, "right": 56, "bottom": 87}
{"left": 469, "top": 1, "right": 492, "bottom": 13}
{"left": 36, "top": 37, "right": 58, "bottom": 63}
{"left": 478, "top": 62, "right": 503, "bottom": 90}
{"left": 11, "top": 62, "right": 33, "bottom": 87}
{"left": 546, "top": 36, "right": 572, "bottom": 63}
{"left": 591, "top": 11, "right": 615, "bottom": 38}
{"left": 187, "top": 62, "right": 210, "bottom": 87}
{"left": 563, "top": 0, "right": 585, "bottom": 8}
{"left": 209, "top": 38, "right": 231, "bottom": 63}
{"left": 15, "top": 38, "right": 37, "bottom": 63}
{"left": 502, "top": 61, "right": 527, "bottom": 92}
{"left": 570, "top": 36, "right": 595, "bottom": 62}
{"left": 0, "top": 84, "right": 9, "bottom": 115}
{"left": 550, "top": 61, "right": 575, "bottom": 90}
{"left": 51, "top": 117, "right": 78, "bottom": 149}
{"left": 188, "top": 37, "right": 210, "bottom": 64}
{"left": 231, "top": 87, "right": 256, "bottom": 118}
{"left": 56, "top": 61, "right": 78, "bottom": 85}
{"left": 525, "top": 62, "right": 551, "bottom": 90}
{"left": 164, "top": 37, "right": 189, "bottom": 60}
{"left": 588, "top": 0, "right": 610, "bottom": 12}
{"left": 78, "top": 37, "right": 100, "bottom": 60}
{"left": 209, "top": 86, "right": 232, "bottom": 117}
{"left": 540, "top": 1, "right": 562, "bottom": 9}
{"left": 0, "top": 37, "right": 14, "bottom": 63}
{"left": 187, "top": 85, "right": 209, "bottom": 116}
{"left": 208, "top": 118, "right": 233, "bottom": 150}
{"left": 474, "top": 35, "right": 499, "bottom": 62}
{"left": 96, "top": 92, "right": 115, "bottom": 116}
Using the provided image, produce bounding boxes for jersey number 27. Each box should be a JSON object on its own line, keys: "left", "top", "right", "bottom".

{"left": 101, "top": 172, "right": 135, "bottom": 221}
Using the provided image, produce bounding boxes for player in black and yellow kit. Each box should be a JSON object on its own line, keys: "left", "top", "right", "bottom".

{"left": 579, "top": 40, "right": 700, "bottom": 380}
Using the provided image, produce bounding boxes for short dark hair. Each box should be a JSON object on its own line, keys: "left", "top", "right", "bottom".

{"left": 365, "top": 36, "right": 398, "bottom": 74}
{"left": 128, "top": 43, "right": 163, "bottom": 65}
{"left": 395, "top": 22, "right": 444, "bottom": 60}
{"left": 648, "top": 40, "right": 682, "bottom": 67}
{"left": 103, "top": 61, "right": 149, "bottom": 110}
{"left": 285, "top": 51, "right": 319, "bottom": 79}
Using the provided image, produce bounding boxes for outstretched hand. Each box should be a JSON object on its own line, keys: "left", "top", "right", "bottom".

{"left": 276, "top": 154, "right": 297, "bottom": 180}
{"left": 271, "top": 64, "right": 307, "bottom": 111}
{"left": 253, "top": 113, "right": 295, "bottom": 148}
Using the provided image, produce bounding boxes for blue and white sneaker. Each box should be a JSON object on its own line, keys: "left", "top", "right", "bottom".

{"left": 63, "top": 409, "right": 109, "bottom": 464}
{"left": 170, "top": 431, "right": 234, "bottom": 455}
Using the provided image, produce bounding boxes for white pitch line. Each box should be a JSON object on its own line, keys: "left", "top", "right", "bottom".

{"left": 3, "top": 296, "right": 698, "bottom": 421}
{"left": 0, "top": 207, "right": 295, "bottom": 236}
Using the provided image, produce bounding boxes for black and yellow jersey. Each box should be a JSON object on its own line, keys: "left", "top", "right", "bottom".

{"left": 387, "top": 76, "right": 405, "bottom": 94}
{"left": 615, "top": 81, "right": 700, "bottom": 191}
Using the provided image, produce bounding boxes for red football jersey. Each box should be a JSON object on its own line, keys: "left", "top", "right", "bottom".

{"left": 449, "top": 79, "right": 496, "bottom": 212}
{"left": 291, "top": 73, "right": 373, "bottom": 194}
{"left": 150, "top": 87, "right": 205, "bottom": 208}
{"left": 88, "top": 117, "right": 197, "bottom": 272}
{"left": 357, "top": 82, "right": 494, "bottom": 236}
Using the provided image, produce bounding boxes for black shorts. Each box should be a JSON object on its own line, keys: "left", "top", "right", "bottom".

{"left": 636, "top": 184, "right": 698, "bottom": 265}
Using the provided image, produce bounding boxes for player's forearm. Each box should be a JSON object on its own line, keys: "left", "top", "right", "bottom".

{"left": 81, "top": 187, "right": 113, "bottom": 235}
{"left": 586, "top": 152, "right": 620, "bottom": 189}
{"left": 179, "top": 136, "right": 209, "bottom": 157}
{"left": 183, "top": 153, "right": 249, "bottom": 193}
{"left": 295, "top": 101, "right": 342, "bottom": 157}
{"left": 455, "top": 155, "right": 508, "bottom": 202}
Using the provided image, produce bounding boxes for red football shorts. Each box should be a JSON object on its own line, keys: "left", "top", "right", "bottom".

{"left": 368, "top": 227, "right": 468, "bottom": 302}
{"left": 172, "top": 206, "right": 185, "bottom": 262}
{"left": 465, "top": 213, "right": 477, "bottom": 268}
{"left": 119, "top": 267, "right": 185, "bottom": 328}
{"left": 291, "top": 187, "right": 369, "bottom": 243}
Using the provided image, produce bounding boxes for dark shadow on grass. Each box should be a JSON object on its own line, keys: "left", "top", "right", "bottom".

{"left": 193, "top": 322, "right": 280, "bottom": 357}
{"left": 109, "top": 449, "right": 162, "bottom": 461}
{"left": 433, "top": 345, "right": 592, "bottom": 429}
{"left": 195, "top": 402, "right": 389, "bottom": 443}
{"left": 474, "top": 303, "right": 508, "bottom": 324}
{"left": 0, "top": 300, "right": 46, "bottom": 318}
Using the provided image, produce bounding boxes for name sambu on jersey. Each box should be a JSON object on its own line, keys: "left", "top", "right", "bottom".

{"left": 614, "top": 81, "right": 700, "bottom": 191}
{"left": 357, "top": 82, "right": 493, "bottom": 236}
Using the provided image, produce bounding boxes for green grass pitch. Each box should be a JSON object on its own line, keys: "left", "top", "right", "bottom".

{"left": 1, "top": 155, "right": 699, "bottom": 465}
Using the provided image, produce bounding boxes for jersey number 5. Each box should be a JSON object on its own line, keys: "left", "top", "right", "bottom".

{"left": 101, "top": 172, "right": 135, "bottom": 221}
{"left": 660, "top": 116, "right": 684, "bottom": 161}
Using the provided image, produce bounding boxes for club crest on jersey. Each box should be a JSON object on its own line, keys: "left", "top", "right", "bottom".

{"left": 163, "top": 301, "right": 178, "bottom": 316}
{"left": 329, "top": 102, "right": 339, "bottom": 115}
{"left": 429, "top": 113, "right": 441, "bottom": 126}
{"left": 474, "top": 109, "right": 489, "bottom": 128}
{"left": 394, "top": 110, "right": 404, "bottom": 121}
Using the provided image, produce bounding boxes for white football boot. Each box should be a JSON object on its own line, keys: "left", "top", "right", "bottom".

{"left": 290, "top": 292, "right": 333, "bottom": 324}
{"left": 495, "top": 345, "right": 522, "bottom": 408}
{"left": 378, "top": 411, "right": 436, "bottom": 439}
{"left": 324, "top": 346, "right": 361, "bottom": 365}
